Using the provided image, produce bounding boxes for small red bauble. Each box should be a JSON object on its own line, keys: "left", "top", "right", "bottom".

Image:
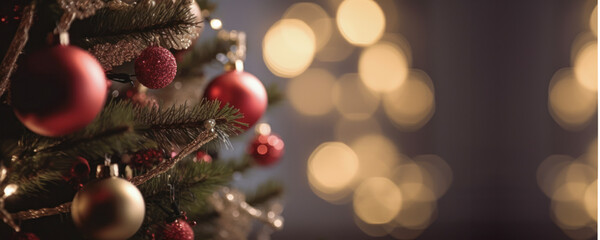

{"left": 134, "top": 46, "right": 177, "bottom": 89}
{"left": 62, "top": 156, "right": 90, "bottom": 189}
{"left": 11, "top": 232, "right": 39, "bottom": 240}
{"left": 162, "top": 219, "right": 194, "bottom": 240}
{"left": 203, "top": 70, "right": 267, "bottom": 130}
{"left": 11, "top": 45, "right": 108, "bottom": 137}
{"left": 248, "top": 133, "right": 284, "bottom": 166}
{"left": 194, "top": 151, "right": 212, "bottom": 163}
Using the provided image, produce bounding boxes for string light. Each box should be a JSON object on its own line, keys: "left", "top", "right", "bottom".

{"left": 3, "top": 184, "right": 18, "bottom": 197}
{"left": 210, "top": 18, "right": 223, "bottom": 30}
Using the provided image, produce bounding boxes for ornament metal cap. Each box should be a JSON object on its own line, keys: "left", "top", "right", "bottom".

{"left": 96, "top": 157, "right": 119, "bottom": 178}
{"left": 224, "top": 60, "right": 244, "bottom": 72}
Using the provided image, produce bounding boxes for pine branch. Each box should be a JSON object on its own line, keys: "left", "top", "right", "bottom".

{"left": 133, "top": 98, "right": 244, "bottom": 148}
{"left": 5, "top": 98, "right": 242, "bottom": 197}
{"left": 246, "top": 181, "right": 284, "bottom": 207}
{"left": 68, "top": 0, "right": 201, "bottom": 69}
{"left": 177, "top": 34, "right": 237, "bottom": 78}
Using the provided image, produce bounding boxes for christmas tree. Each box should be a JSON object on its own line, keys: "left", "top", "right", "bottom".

{"left": 0, "top": 0, "right": 284, "bottom": 239}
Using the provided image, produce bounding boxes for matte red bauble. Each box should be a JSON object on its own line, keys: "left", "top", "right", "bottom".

{"left": 11, "top": 45, "right": 108, "bottom": 137}
{"left": 248, "top": 133, "right": 284, "bottom": 166}
{"left": 162, "top": 219, "right": 194, "bottom": 240}
{"left": 134, "top": 46, "right": 177, "bottom": 89}
{"left": 203, "top": 70, "right": 267, "bottom": 130}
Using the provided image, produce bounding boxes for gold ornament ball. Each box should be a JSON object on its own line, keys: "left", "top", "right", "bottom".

{"left": 71, "top": 177, "right": 145, "bottom": 240}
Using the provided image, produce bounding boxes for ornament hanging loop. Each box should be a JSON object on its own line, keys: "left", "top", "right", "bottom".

{"left": 54, "top": 11, "right": 76, "bottom": 45}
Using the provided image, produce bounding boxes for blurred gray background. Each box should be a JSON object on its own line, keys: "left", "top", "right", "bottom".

{"left": 208, "top": 0, "right": 598, "bottom": 239}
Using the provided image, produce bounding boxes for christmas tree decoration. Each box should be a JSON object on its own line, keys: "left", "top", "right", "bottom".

{"left": 173, "top": 0, "right": 203, "bottom": 62}
{"left": 162, "top": 219, "right": 194, "bottom": 240}
{"left": 124, "top": 87, "right": 159, "bottom": 109}
{"left": 129, "top": 148, "right": 165, "bottom": 169}
{"left": 204, "top": 68, "right": 268, "bottom": 130}
{"left": 10, "top": 232, "right": 39, "bottom": 240}
{"left": 134, "top": 46, "right": 177, "bottom": 89}
{"left": 195, "top": 151, "right": 212, "bottom": 163}
{"left": 71, "top": 161, "right": 145, "bottom": 240}
{"left": 11, "top": 45, "right": 108, "bottom": 137}
{"left": 62, "top": 156, "right": 91, "bottom": 189}
{"left": 249, "top": 132, "right": 285, "bottom": 166}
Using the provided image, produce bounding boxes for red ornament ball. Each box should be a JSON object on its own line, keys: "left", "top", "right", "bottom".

{"left": 203, "top": 70, "right": 267, "bottom": 130}
{"left": 162, "top": 219, "right": 194, "bottom": 240}
{"left": 62, "top": 156, "right": 91, "bottom": 189}
{"left": 11, "top": 232, "right": 39, "bottom": 240}
{"left": 194, "top": 151, "right": 212, "bottom": 163}
{"left": 11, "top": 45, "right": 108, "bottom": 137}
{"left": 248, "top": 133, "right": 284, "bottom": 166}
{"left": 135, "top": 46, "right": 177, "bottom": 89}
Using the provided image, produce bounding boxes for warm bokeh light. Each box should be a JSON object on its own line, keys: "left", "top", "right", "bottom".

{"left": 537, "top": 155, "right": 574, "bottom": 198}
{"left": 333, "top": 73, "right": 380, "bottom": 120}
{"left": 583, "top": 180, "right": 597, "bottom": 221}
{"left": 354, "top": 216, "right": 389, "bottom": 237}
{"left": 287, "top": 68, "right": 336, "bottom": 116}
{"left": 584, "top": 138, "right": 597, "bottom": 168}
{"left": 353, "top": 177, "right": 402, "bottom": 224}
{"left": 350, "top": 134, "right": 402, "bottom": 181}
{"left": 210, "top": 19, "right": 223, "bottom": 30}
{"left": 334, "top": 118, "right": 382, "bottom": 143}
{"left": 552, "top": 200, "right": 593, "bottom": 229}
{"left": 394, "top": 201, "right": 436, "bottom": 230}
{"left": 263, "top": 19, "right": 316, "bottom": 78}
{"left": 315, "top": 18, "right": 355, "bottom": 62}
{"left": 283, "top": 2, "right": 332, "bottom": 51}
{"left": 336, "top": 0, "right": 385, "bottom": 46}
{"left": 383, "top": 69, "right": 435, "bottom": 131}
{"left": 573, "top": 41, "right": 597, "bottom": 91}
{"left": 307, "top": 142, "right": 359, "bottom": 195}
{"left": 591, "top": 6, "right": 597, "bottom": 37}
{"left": 255, "top": 123, "right": 271, "bottom": 135}
{"left": 3, "top": 184, "right": 17, "bottom": 197}
{"left": 358, "top": 41, "right": 409, "bottom": 93}
{"left": 413, "top": 155, "right": 454, "bottom": 198}
{"left": 548, "top": 68, "right": 597, "bottom": 130}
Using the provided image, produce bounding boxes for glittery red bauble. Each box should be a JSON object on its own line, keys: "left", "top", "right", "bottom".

{"left": 11, "top": 232, "right": 39, "bottom": 240}
{"left": 11, "top": 45, "right": 108, "bottom": 137}
{"left": 203, "top": 70, "right": 267, "bottom": 130}
{"left": 162, "top": 219, "right": 194, "bottom": 240}
{"left": 248, "top": 133, "right": 284, "bottom": 166}
{"left": 194, "top": 151, "right": 212, "bottom": 163}
{"left": 129, "top": 149, "right": 165, "bottom": 169}
{"left": 134, "top": 46, "right": 177, "bottom": 89}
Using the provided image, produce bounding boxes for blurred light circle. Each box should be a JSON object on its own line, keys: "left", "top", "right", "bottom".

{"left": 336, "top": 0, "right": 385, "bottom": 46}
{"left": 307, "top": 142, "right": 359, "bottom": 193}
{"left": 308, "top": 170, "right": 353, "bottom": 204}
{"left": 263, "top": 19, "right": 316, "bottom": 78}
{"left": 383, "top": 69, "right": 435, "bottom": 131}
{"left": 283, "top": 2, "right": 332, "bottom": 51}
{"left": 354, "top": 216, "right": 389, "bottom": 237}
{"left": 315, "top": 18, "right": 355, "bottom": 62}
{"left": 394, "top": 200, "right": 436, "bottom": 229}
{"left": 584, "top": 139, "right": 597, "bottom": 168}
{"left": 353, "top": 177, "right": 402, "bottom": 224}
{"left": 552, "top": 182, "right": 588, "bottom": 202}
{"left": 334, "top": 118, "right": 382, "bottom": 143}
{"left": 548, "top": 68, "right": 597, "bottom": 130}
{"left": 552, "top": 200, "right": 593, "bottom": 229}
{"left": 537, "top": 155, "right": 573, "bottom": 198}
{"left": 287, "top": 68, "right": 336, "bottom": 116}
{"left": 573, "top": 41, "right": 597, "bottom": 92}
{"left": 583, "top": 180, "right": 597, "bottom": 221}
{"left": 591, "top": 6, "right": 597, "bottom": 37}
{"left": 359, "top": 41, "right": 409, "bottom": 93}
{"left": 333, "top": 73, "right": 380, "bottom": 120}
{"left": 350, "top": 134, "right": 402, "bottom": 181}
{"left": 413, "top": 155, "right": 454, "bottom": 198}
